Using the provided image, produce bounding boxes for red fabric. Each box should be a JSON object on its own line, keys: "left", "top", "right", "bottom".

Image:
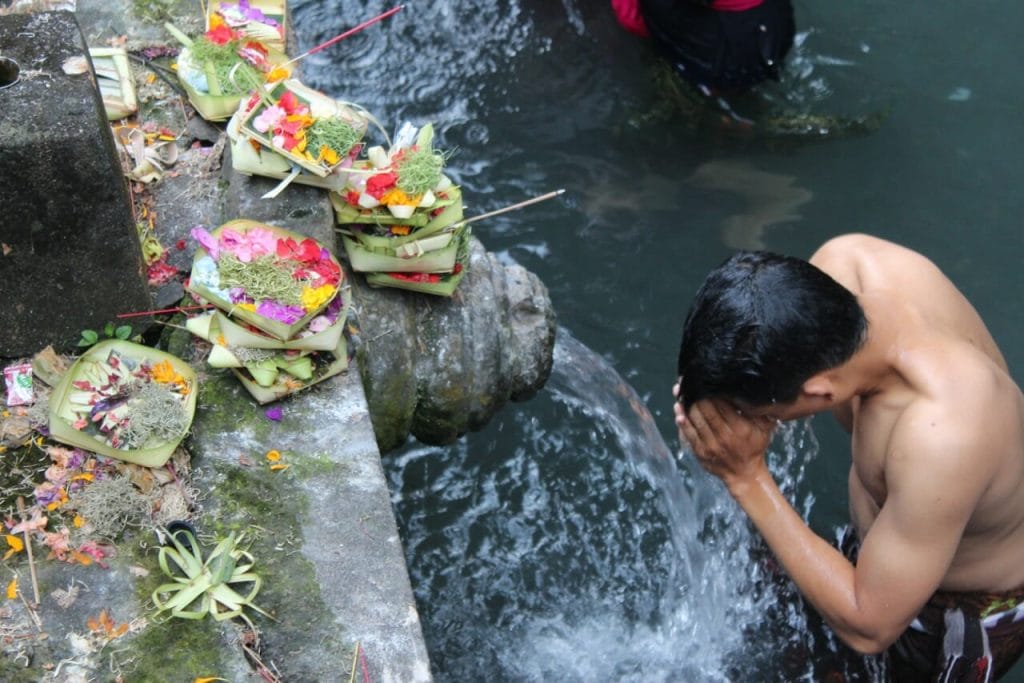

{"left": 611, "top": 0, "right": 649, "bottom": 36}
{"left": 711, "top": 0, "right": 763, "bottom": 10}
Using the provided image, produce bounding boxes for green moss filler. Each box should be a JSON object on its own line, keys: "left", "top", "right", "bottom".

{"left": 189, "top": 37, "right": 260, "bottom": 96}
{"left": 397, "top": 147, "right": 444, "bottom": 196}
{"left": 217, "top": 254, "right": 304, "bottom": 306}
{"left": 305, "top": 117, "right": 361, "bottom": 159}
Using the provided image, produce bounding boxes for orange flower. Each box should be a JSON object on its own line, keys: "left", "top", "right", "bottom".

{"left": 87, "top": 609, "right": 129, "bottom": 639}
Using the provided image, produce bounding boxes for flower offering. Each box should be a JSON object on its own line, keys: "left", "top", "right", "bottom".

{"left": 240, "top": 80, "right": 370, "bottom": 178}
{"left": 331, "top": 123, "right": 472, "bottom": 296}
{"left": 207, "top": 0, "right": 287, "bottom": 52}
{"left": 166, "top": 18, "right": 285, "bottom": 122}
{"left": 47, "top": 341, "right": 197, "bottom": 467}
{"left": 187, "top": 220, "right": 343, "bottom": 341}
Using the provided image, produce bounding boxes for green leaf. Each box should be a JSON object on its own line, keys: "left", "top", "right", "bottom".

{"left": 103, "top": 322, "right": 115, "bottom": 337}
{"left": 115, "top": 325, "right": 132, "bottom": 340}
{"left": 78, "top": 330, "right": 99, "bottom": 346}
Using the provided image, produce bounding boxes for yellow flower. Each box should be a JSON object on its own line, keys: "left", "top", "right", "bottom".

{"left": 318, "top": 145, "right": 340, "bottom": 166}
{"left": 151, "top": 360, "right": 183, "bottom": 386}
{"left": 270, "top": 463, "right": 290, "bottom": 471}
{"left": 380, "top": 188, "right": 419, "bottom": 207}
{"left": 6, "top": 578, "right": 16, "bottom": 600}
{"left": 235, "top": 302, "right": 256, "bottom": 313}
{"left": 391, "top": 225, "right": 413, "bottom": 236}
{"left": 265, "top": 450, "right": 281, "bottom": 462}
{"left": 301, "top": 285, "right": 336, "bottom": 311}
{"left": 73, "top": 515, "right": 85, "bottom": 528}
{"left": 266, "top": 66, "right": 290, "bottom": 83}
{"left": 3, "top": 534, "right": 24, "bottom": 561}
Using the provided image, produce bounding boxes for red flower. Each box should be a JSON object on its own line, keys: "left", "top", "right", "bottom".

{"left": 278, "top": 90, "right": 300, "bottom": 114}
{"left": 205, "top": 24, "right": 237, "bottom": 46}
{"left": 310, "top": 258, "right": 341, "bottom": 286}
{"left": 389, "top": 272, "right": 441, "bottom": 283}
{"left": 345, "top": 190, "right": 361, "bottom": 206}
{"left": 365, "top": 172, "right": 398, "bottom": 199}
{"left": 276, "top": 237, "right": 322, "bottom": 263}
{"left": 147, "top": 259, "right": 179, "bottom": 286}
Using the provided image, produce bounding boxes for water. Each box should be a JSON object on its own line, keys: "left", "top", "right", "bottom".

{"left": 289, "top": 1, "right": 1024, "bottom": 679}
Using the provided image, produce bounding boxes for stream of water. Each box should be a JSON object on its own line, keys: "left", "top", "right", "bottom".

{"left": 290, "top": 1, "right": 1024, "bottom": 679}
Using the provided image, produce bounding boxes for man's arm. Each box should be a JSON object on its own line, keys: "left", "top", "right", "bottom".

{"left": 677, "top": 398, "right": 987, "bottom": 653}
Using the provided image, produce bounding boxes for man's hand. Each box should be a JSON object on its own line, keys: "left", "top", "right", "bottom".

{"left": 674, "top": 393, "right": 776, "bottom": 487}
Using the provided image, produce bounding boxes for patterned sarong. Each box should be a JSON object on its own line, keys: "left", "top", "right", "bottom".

{"left": 837, "top": 526, "right": 1024, "bottom": 682}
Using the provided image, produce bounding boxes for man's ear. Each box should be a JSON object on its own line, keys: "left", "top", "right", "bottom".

{"left": 801, "top": 373, "right": 835, "bottom": 402}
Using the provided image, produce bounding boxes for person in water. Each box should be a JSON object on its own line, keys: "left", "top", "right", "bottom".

{"left": 612, "top": 0, "right": 796, "bottom": 92}
{"left": 674, "top": 234, "right": 1024, "bottom": 680}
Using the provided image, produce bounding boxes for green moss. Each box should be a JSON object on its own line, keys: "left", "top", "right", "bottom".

{"left": 0, "top": 442, "right": 49, "bottom": 513}
{"left": 127, "top": 451, "right": 350, "bottom": 676}
{"left": 128, "top": 615, "right": 228, "bottom": 677}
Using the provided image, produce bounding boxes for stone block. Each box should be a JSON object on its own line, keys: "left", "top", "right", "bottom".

{"left": 0, "top": 11, "right": 151, "bottom": 357}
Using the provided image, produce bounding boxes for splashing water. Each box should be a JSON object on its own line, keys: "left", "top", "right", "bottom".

{"left": 387, "top": 331, "right": 875, "bottom": 681}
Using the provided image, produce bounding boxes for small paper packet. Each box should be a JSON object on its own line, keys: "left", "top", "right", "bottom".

{"left": 4, "top": 362, "right": 34, "bottom": 406}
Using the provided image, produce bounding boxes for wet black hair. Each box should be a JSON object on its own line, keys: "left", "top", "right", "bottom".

{"left": 677, "top": 250, "right": 867, "bottom": 411}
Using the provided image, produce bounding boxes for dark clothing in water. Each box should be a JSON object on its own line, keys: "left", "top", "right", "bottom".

{"left": 638, "top": 0, "right": 795, "bottom": 91}
{"left": 838, "top": 526, "right": 1024, "bottom": 682}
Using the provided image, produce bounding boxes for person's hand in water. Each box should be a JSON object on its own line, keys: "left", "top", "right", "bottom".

{"left": 674, "top": 395, "right": 776, "bottom": 487}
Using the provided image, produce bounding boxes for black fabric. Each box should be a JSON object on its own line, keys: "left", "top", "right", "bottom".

{"left": 639, "top": 0, "right": 795, "bottom": 91}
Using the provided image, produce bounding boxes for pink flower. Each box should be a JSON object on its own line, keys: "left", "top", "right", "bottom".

{"left": 244, "top": 227, "right": 278, "bottom": 259}
{"left": 253, "top": 105, "right": 286, "bottom": 134}
{"left": 190, "top": 226, "right": 220, "bottom": 259}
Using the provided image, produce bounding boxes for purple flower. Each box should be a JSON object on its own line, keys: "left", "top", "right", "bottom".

{"left": 256, "top": 300, "right": 305, "bottom": 324}
{"left": 229, "top": 287, "right": 250, "bottom": 304}
{"left": 219, "top": 0, "right": 280, "bottom": 28}
{"left": 265, "top": 406, "right": 283, "bottom": 421}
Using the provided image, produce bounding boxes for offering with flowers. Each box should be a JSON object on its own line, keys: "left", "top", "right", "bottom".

{"left": 185, "top": 306, "right": 350, "bottom": 404}
{"left": 187, "top": 220, "right": 343, "bottom": 341}
{"left": 47, "top": 341, "right": 197, "bottom": 467}
{"left": 335, "top": 122, "right": 455, "bottom": 222}
{"left": 165, "top": 18, "right": 286, "bottom": 122}
{"left": 207, "top": 0, "right": 287, "bottom": 52}
{"left": 332, "top": 122, "right": 469, "bottom": 275}
{"left": 240, "top": 80, "right": 372, "bottom": 178}
{"left": 364, "top": 227, "right": 472, "bottom": 297}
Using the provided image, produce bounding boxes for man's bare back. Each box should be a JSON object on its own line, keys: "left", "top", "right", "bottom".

{"left": 812, "top": 234, "right": 1024, "bottom": 594}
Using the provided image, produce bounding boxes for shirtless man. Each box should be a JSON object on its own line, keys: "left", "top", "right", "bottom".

{"left": 674, "top": 233, "right": 1024, "bottom": 680}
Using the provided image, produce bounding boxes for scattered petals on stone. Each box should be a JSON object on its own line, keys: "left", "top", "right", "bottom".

{"left": 6, "top": 578, "right": 16, "bottom": 600}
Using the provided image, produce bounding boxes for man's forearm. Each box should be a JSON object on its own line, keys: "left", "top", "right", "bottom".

{"left": 726, "top": 467, "right": 890, "bottom": 653}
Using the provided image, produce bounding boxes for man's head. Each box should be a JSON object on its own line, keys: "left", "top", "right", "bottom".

{"left": 677, "top": 250, "right": 867, "bottom": 413}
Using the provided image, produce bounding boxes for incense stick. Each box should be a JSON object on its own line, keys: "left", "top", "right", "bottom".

{"left": 116, "top": 305, "right": 213, "bottom": 319}
{"left": 437, "top": 188, "right": 566, "bottom": 234}
{"left": 281, "top": 6, "right": 404, "bottom": 69}
{"left": 16, "top": 497, "right": 40, "bottom": 606}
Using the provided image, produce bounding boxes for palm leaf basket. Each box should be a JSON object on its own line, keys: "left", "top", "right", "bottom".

{"left": 227, "top": 106, "right": 350, "bottom": 192}
{"left": 166, "top": 23, "right": 286, "bottom": 122}
{"left": 364, "top": 227, "right": 472, "bottom": 297}
{"left": 239, "top": 79, "right": 371, "bottom": 177}
{"left": 89, "top": 47, "right": 137, "bottom": 120}
{"left": 47, "top": 341, "right": 197, "bottom": 467}
{"left": 186, "top": 219, "right": 344, "bottom": 341}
